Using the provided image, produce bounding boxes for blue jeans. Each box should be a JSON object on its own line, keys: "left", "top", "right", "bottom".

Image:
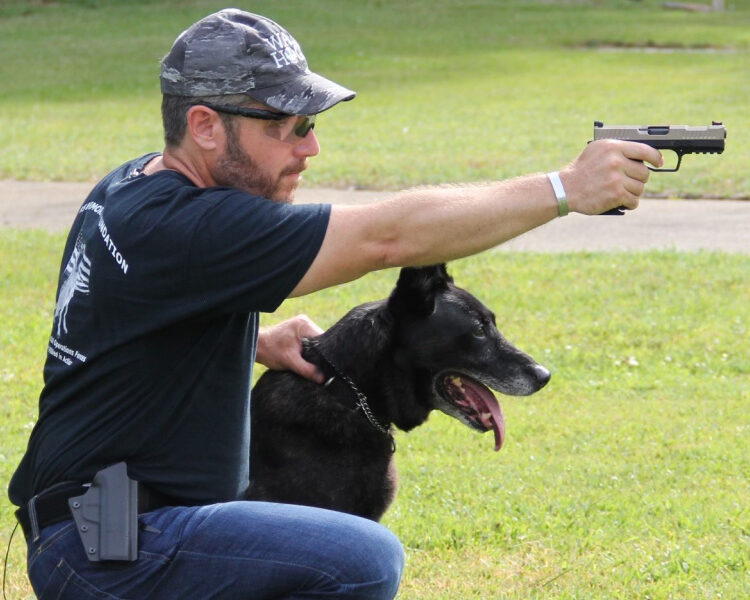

{"left": 26, "top": 501, "right": 404, "bottom": 599}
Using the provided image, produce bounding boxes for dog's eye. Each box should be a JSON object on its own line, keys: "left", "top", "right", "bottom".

{"left": 472, "top": 322, "right": 485, "bottom": 338}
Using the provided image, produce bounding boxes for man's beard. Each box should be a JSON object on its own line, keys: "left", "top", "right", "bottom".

{"left": 214, "top": 123, "right": 304, "bottom": 203}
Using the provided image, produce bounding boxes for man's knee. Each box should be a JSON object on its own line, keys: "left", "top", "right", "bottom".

{"left": 374, "top": 526, "right": 405, "bottom": 590}
{"left": 344, "top": 521, "right": 405, "bottom": 598}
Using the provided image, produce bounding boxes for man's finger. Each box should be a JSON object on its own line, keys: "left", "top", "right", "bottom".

{"left": 623, "top": 178, "right": 645, "bottom": 201}
{"left": 622, "top": 141, "right": 663, "bottom": 170}
{"left": 624, "top": 160, "right": 651, "bottom": 184}
{"left": 292, "top": 355, "right": 326, "bottom": 384}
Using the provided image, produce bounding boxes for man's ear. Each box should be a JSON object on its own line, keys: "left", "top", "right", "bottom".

{"left": 185, "top": 105, "right": 224, "bottom": 151}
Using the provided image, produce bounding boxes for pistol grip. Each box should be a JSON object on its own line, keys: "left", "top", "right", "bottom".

{"left": 600, "top": 206, "right": 627, "bottom": 216}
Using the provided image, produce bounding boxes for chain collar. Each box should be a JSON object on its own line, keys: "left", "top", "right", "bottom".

{"left": 310, "top": 342, "right": 395, "bottom": 450}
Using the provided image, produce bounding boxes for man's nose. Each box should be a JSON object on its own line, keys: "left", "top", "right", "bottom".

{"left": 294, "top": 127, "right": 320, "bottom": 158}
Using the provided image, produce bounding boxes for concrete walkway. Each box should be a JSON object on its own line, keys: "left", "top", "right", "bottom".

{"left": 1, "top": 180, "right": 747, "bottom": 253}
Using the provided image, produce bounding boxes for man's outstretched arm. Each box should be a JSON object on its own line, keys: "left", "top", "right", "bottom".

{"left": 291, "top": 140, "right": 663, "bottom": 297}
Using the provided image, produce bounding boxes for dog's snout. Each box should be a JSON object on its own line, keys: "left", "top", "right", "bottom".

{"left": 532, "top": 364, "right": 551, "bottom": 388}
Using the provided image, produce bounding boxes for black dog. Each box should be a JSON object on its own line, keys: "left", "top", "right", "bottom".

{"left": 246, "top": 264, "right": 550, "bottom": 521}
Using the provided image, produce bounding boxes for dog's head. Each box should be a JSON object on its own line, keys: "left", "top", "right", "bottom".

{"left": 388, "top": 264, "right": 550, "bottom": 450}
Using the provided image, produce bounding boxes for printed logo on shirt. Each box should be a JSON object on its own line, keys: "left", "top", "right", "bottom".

{"left": 54, "top": 239, "right": 91, "bottom": 337}
{"left": 80, "top": 202, "right": 130, "bottom": 274}
{"left": 47, "top": 337, "right": 88, "bottom": 366}
{"left": 49, "top": 238, "right": 90, "bottom": 366}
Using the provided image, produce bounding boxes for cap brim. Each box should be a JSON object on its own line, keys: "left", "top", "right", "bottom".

{"left": 249, "top": 71, "right": 356, "bottom": 116}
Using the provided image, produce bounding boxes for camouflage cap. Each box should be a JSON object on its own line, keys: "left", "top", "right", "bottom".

{"left": 160, "top": 9, "right": 356, "bottom": 115}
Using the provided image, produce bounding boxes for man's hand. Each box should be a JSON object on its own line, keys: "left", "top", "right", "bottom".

{"left": 256, "top": 315, "right": 325, "bottom": 384}
{"left": 561, "top": 139, "right": 664, "bottom": 215}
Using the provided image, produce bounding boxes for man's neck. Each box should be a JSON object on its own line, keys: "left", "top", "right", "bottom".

{"left": 158, "top": 148, "right": 213, "bottom": 188}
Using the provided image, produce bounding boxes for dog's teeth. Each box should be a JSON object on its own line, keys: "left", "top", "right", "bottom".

{"left": 449, "top": 376, "right": 464, "bottom": 390}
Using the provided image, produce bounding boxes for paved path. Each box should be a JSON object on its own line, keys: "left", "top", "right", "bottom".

{"left": 1, "top": 180, "right": 747, "bottom": 253}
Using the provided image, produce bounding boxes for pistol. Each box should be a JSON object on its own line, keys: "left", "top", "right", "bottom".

{"left": 592, "top": 120, "right": 726, "bottom": 214}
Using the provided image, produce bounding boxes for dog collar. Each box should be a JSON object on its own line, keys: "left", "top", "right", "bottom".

{"left": 310, "top": 343, "right": 395, "bottom": 452}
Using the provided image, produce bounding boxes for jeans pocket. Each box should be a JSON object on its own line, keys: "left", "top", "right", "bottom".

{"left": 37, "top": 558, "right": 121, "bottom": 600}
{"left": 28, "top": 521, "right": 76, "bottom": 571}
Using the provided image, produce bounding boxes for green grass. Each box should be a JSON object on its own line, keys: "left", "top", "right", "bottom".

{"left": 2, "top": 230, "right": 747, "bottom": 599}
{"left": 1, "top": 0, "right": 749, "bottom": 196}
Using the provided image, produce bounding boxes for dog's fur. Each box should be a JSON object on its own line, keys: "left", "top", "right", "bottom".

{"left": 246, "top": 264, "right": 550, "bottom": 521}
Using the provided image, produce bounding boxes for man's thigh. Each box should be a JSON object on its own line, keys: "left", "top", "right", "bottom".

{"left": 27, "top": 501, "right": 404, "bottom": 600}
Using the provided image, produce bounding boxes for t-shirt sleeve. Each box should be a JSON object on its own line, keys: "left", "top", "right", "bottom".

{"left": 186, "top": 191, "right": 330, "bottom": 313}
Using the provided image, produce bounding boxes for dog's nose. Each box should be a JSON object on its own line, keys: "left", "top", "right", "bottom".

{"left": 532, "top": 364, "right": 551, "bottom": 388}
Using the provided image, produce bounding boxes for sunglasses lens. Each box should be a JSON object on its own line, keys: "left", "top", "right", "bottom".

{"left": 294, "top": 115, "right": 315, "bottom": 139}
{"left": 261, "top": 114, "right": 316, "bottom": 142}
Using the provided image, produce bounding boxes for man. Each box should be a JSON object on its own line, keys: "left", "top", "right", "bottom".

{"left": 9, "top": 8, "right": 662, "bottom": 600}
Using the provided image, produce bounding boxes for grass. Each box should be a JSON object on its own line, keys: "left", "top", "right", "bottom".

{"left": 1, "top": 0, "right": 749, "bottom": 196}
{"left": 3, "top": 231, "right": 747, "bottom": 599}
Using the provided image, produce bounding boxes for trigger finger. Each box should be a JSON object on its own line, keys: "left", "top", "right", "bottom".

{"left": 628, "top": 142, "right": 663, "bottom": 170}
{"left": 645, "top": 147, "right": 664, "bottom": 170}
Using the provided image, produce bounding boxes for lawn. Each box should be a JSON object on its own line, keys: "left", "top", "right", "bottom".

{"left": 0, "top": 0, "right": 749, "bottom": 196}
{"left": 2, "top": 231, "right": 748, "bottom": 598}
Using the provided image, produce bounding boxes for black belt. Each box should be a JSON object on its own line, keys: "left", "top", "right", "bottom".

{"left": 15, "top": 481, "right": 177, "bottom": 541}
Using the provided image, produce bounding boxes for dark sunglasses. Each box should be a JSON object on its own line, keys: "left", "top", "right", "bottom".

{"left": 192, "top": 102, "right": 316, "bottom": 140}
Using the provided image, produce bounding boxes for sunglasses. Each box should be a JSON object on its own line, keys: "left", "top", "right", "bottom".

{"left": 192, "top": 102, "right": 316, "bottom": 142}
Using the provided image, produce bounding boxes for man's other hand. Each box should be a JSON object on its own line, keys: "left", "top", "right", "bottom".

{"left": 256, "top": 315, "right": 325, "bottom": 384}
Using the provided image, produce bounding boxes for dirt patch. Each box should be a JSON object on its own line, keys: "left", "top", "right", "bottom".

{"left": 576, "top": 40, "right": 738, "bottom": 53}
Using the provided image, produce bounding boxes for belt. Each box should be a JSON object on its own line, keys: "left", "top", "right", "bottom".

{"left": 15, "top": 481, "right": 177, "bottom": 541}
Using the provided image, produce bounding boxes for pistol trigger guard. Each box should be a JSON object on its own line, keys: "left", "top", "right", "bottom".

{"left": 648, "top": 149, "right": 682, "bottom": 173}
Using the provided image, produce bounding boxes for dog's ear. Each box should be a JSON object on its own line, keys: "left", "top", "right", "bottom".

{"left": 387, "top": 263, "right": 452, "bottom": 317}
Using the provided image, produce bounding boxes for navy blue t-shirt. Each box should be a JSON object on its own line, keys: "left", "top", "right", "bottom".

{"left": 9, "top": 153, "right": 330, "bottom": 506}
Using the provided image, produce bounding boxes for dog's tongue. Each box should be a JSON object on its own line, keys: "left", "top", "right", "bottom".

{"left": 456, "top": 376, "right": 506, "bottom": 451}
{"left": 464, "top": 379, "right": 505, "bottom": 450}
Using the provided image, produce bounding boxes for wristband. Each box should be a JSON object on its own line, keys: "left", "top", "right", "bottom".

{"left": 546, "top": 171, "right": 569, "bottom": 217}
